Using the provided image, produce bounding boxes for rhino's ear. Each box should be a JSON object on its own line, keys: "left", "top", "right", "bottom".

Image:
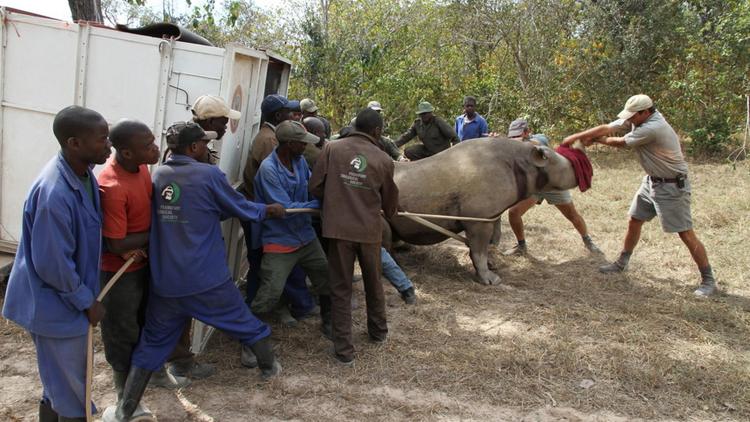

{"left": 530, "top": 146, "right": 549, "bottom": 167}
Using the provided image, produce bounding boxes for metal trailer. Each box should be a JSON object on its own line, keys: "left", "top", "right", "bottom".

{"left": 0, "top": 8, "right": 291, "bottom": 353}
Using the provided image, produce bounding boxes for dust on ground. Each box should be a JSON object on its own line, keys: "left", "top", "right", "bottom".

{"left": 1, "top": 152, "right": 749, "bottom": 421}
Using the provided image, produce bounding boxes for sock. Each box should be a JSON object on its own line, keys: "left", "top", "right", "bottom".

{"left": 582, "top": 235, "right": 592, "bottom": 244}
{"left": 517, "top": 239, "right": 526, "bottom": 247}
{"left": 616, "top": 250, "right": 632, "bottom": 268}
{"left": 699, "top": 265, "right": 715, "bottom": 284}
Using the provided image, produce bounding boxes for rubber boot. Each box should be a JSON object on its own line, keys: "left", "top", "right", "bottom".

{"left": 116, "top": 366, "right": 153, "bottom": 420}
{"left": 38, "top": 400, "right": 58, "bottom": 422}
{"left": 250, "top": 337, "right": 281, "bottom": 380}
{"left": 319, "top": 295, "right": 333, "bottom": 340}
{"left": 113, "top": 369, "right": 128, "bottom": 401}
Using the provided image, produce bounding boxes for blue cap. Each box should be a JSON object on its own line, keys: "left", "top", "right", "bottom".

{"left": 261, "top": 94, "right": 289, "bottom": 114}
{"left": 288, "top": 100, "right": 301, "bottom": 112}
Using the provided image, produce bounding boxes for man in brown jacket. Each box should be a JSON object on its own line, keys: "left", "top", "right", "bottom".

{"left": 395, "top": 101, "right": 458, "bottom": 160}
{"left": 310, "top": 108, "right": 400, "bottom": 365}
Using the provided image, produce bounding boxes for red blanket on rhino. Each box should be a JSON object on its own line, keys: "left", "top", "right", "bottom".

{"left": 554, "top": 144, "right": 593, "bottom": 192}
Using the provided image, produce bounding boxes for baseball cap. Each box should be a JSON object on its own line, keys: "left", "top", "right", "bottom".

{"left": 300, "top": 98, "right": 318, "bottom": 113}
{"left": 367, "top": 101, "right": 383, "bottom": 111}
{"left": 508, "top": 119, "right": 529, "bottom": 138}
{"left": 166, "top": 121, "right": 217, "bottom": 149}
{"left": 260, "top": 94, "right": 290, "bottom": 114}
{"left": 276, "top": 120, "right": 319, "bottom": 144}
{"left": 415, "top": 101, "right": 434, "bottom": 115}
{"left": 617, "top": 94, "right": 653, "bottom": 120}
{"left": 192, "top": 95, "right": 241, "bottom": 120}
{"left": 288, "top": 100, "right": 301, "bottom": 112}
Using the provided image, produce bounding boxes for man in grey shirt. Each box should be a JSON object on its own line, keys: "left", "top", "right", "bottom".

{"left": 563, "top": 94, "right": 717, "bottom": 297}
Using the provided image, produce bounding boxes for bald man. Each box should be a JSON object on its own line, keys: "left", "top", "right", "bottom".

{"left": 3, "top": 106, "right": 112, "bottom": 420}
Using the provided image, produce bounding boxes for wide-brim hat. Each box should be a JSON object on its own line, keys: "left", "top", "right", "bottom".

{"left": 416, "top": 101, "right": 434, "bottom": 115}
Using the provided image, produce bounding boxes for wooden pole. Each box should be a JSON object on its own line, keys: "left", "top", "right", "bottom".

{"left": 85, "top": 256, "right": 135, "bottom": 421}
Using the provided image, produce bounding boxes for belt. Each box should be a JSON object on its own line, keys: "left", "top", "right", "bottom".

{"left": 648, "top": 175, "right": 683, "bottom": 183}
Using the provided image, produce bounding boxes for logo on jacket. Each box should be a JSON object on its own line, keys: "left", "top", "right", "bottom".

{"left": 350, "top": 154, "right": 367, "bottom": 173}
{"left": 161, "top": 183, "right": 181, "bottom": 204}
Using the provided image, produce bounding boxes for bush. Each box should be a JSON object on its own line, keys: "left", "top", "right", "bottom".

{"left": 686, "top": 117, "right": 735, "bottom": 157}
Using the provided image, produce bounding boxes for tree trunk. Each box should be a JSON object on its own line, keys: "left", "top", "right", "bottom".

{"left": 68, "top": 0, "right": 103, "bottom": 23}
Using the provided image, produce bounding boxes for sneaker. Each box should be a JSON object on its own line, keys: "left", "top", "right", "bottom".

{"left": 693, "top": 280, "right": 717, "bottom": 297}
{"left": 149, "top": 366, "right": 190, "bottom": 389}
{"left": 328, "top": 347, "right": 355, "bottom": 367}
{"left": 599, "top": 261, "right": 626, "bottom": 273}
{"left": 584, "top": 240, "right": 603, "bottom": 254}
{"left": 400, "top": 287, "right": 417, "bottom": 305}
{"left": 169, "top": 360, "right": 216, "bottom": 380}
{"left": 502, "top": 243, "right": 527, "bottom": 256}
{"left": 241, "top": 344, "right": 258, "bottom": 368}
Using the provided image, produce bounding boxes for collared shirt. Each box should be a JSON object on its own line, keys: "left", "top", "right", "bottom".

{"left": 242, "top": 122, "right": 278, "bottom": 199}
{"left": 254, "top": 149, "right": 320, "bottom": 250}
{"left": 150, "top": 154, "right": 267, "bottom": 297}
{"left": 609, "top": 111, "right": 688, "bottom": 178}
{"left": 455, "top": 113, "right": 489, "bottom": 141}
{"left": 395, "top": 116, "right": 459, "bottom": 154}
{"left": 309, "top": 132, "right": 399, "bottom": 243}
{"left": 3, "top": 153, "right": 102, "bottom": 338}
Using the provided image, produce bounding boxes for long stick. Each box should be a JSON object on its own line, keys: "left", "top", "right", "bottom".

{"left": 285, "top": 207, "right": 501, "bottom": 223}
{"left": 85, "top": 256, "right": 136, "bottom": 422}
{"left": 397, "top": 211, "right": 500, "bottom": 223}
{"left": 401, "top": 214, "right": 469, "bottom": 245}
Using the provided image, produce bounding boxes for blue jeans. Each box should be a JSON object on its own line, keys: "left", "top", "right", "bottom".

{"left": 380, "top": 247, "right": 412, "bottom": 292}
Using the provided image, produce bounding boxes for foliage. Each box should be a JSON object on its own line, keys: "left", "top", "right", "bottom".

{"left": 92, "top": 0, "right": 750, "bottom": 156}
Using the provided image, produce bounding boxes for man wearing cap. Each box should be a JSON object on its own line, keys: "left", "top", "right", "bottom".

{"left": 241, "top": 94, "right": 316, "bottom": 333}
{"left": 191, "top": 94, "right": 241, "bottom": 164}
{"left": 109, "top": 122, "right": 286, "bottom": 421}
{"left": 395, "top": 101, "right": 458, "bottom": 160}
{"left": 301, "top": 98, "right": 332, "bottom": 139}
{"left": 563, "top": 94, "right": 717, "bottom": 297}
{"left": 289, "top": 100, "right": 303, "bottom": 122}
{"left": 310, "top": 108, "right": 400, "bottom": 365}
{"left": 150, "top": 94, "right": 244, "bottom": 383}
{"left": 251, "top": 121, "right": 333, "bottom": 338}
{"left": 455, "top": 96, "right": 489, "bottom": 141}
{"left": 502, "top": 119, "right": 600, "bottom": 256}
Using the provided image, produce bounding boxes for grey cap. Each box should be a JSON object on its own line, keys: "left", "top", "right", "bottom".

{"left": 276, "top": 120, "right": 319, "bottom": 144}
{"left": 166, "top": 121, "right": 217, "bottom": 149}
{"left": 367, "top": 100, "right": 382, "bottom": 111}
{"left": 508, "top": 119, "right": 529, "bottom": 138}
{"left": 300, "top": 98, "right": 318, "bottom": 113}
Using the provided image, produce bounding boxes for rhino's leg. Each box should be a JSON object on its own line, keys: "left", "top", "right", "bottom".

{"left": 489, "top": 219, "right": 502, "bottom": 246}
{"left": 464, "top": 222, "right": 501, "bottom": 285}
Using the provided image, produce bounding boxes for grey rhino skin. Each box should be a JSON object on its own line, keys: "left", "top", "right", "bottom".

{"left": 385, "top": 136, "right": 578, "bottom": 285}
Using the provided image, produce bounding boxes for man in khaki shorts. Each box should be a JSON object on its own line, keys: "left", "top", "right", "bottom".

{"left": 503, "top": 119, "right": 600, "bottom": 256}
{"left": 563, "top": 94, "right": 717, "bottom": 297}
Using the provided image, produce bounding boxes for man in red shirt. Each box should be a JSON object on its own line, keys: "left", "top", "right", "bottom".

{"left": 97, "top": 119, "right": 162, "bottom": 418}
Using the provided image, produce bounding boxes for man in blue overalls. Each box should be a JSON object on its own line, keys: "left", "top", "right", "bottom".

{"left": 2, "top": 106, "right": 112, "bottom": 421}
{"left": 107, "top": 122, "right": 285, "bottom": 421}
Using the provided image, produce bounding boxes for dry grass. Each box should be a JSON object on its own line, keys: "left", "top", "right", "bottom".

{"left": 1, "top": 152, "right": 749, "bottom": 421}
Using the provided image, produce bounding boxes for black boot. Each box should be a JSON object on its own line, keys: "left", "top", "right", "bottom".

{"left": 250, "top": 337, "right": 281, "bottom": 380}
{"left": 319, "top": 295, "right": 333, "bottom": 340}
{"left": 115, "top": 366, "right": 152, "bottom": 420}
{"left": 113, "top": 369, "right": 128, "bottom": 401}
{"left": 38, "top": 400, "right": 57, "bottom": 422}
{"left": 58, "top": 417, "right": 86, "bottom": 422}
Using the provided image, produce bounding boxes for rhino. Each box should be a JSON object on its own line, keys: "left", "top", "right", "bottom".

{"left": 384, "top": 137, "right": 581, "bottom": 285}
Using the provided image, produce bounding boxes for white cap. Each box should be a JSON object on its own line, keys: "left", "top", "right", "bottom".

{"left": 192, "top": 95, "right": 241, "bottom": 120}
{"left": 367, "top": 100, "right": 382, "bottom": 111}
{"left": 617, "top": 94, "right": 653, "bottom": 120}
{"left": 300, "top": 98, "right": 318, "bottom": 113}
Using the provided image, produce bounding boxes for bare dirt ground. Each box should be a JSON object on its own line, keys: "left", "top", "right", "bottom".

{"left": 1, "top": 151, "right": 749, "bottom": 421}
